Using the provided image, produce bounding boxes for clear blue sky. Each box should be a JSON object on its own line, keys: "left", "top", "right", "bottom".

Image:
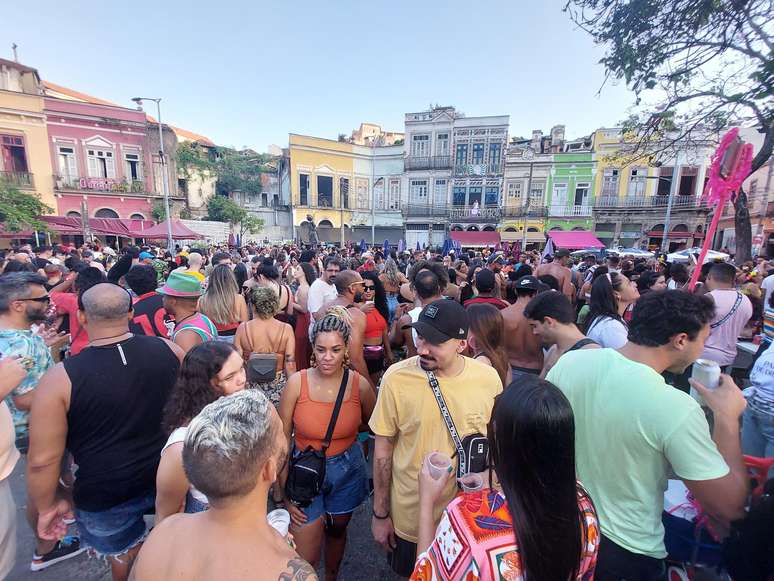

{"left": 5, "top": 0, "right": 636, "bottom": 150}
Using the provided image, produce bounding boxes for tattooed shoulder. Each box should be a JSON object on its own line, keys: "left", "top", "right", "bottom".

{"left": 278, "top": 557, "right": 317, "bottom": 580}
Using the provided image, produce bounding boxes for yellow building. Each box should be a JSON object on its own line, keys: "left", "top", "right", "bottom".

{"left": 0, "top": 59, "right": 55, "bottom": 211}
{"left": 289, "top": 134, "right": 358, "bottom": 244}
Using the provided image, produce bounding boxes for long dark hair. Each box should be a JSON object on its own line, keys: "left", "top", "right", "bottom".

{"left": 467, "top": 303, "right": 509, "bottom": 386}
{"left": 360, "top": 270, "right": 389, "bottom": 323}
{"left": 162, "top": 341, "right": 239, "bottom": 433}
{"left": 488, "top": 376, "right": 587, "bottom": 580}
{"left": 584, "top": 271, "right": 626, "bottom": 333}
{"left": 300, "top": 262, "right": 316, "bottom": 286}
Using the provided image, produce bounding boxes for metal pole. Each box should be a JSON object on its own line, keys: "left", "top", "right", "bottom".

{"left": 371, "top": 142, "right": 376, "bottom": 246}
{"left": 522, "top": 161, "right": 534, "bottom": 251}
{"left": 155, "top": 100, "right": 174, "bottom": 252}
{"left": 661, "top": 154, "right": 681, "bottom": 253}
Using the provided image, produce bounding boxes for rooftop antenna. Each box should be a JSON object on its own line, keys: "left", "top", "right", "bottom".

{"left": 11, "top": 43, "right": 18, "bottom": 62}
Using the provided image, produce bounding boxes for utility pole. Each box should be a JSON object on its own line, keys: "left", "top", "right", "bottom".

{"left": 661, "top": 152, "right": 682, "bottom": 253}
{"left": 371, "top": 140, "right": 376, "bottom": 246}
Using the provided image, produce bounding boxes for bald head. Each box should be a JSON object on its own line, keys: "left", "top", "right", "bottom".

{"left": 334, "top": 270, "right": 362, "bottom": 295}
{"left": 80, "top": 283, "right": 131, "bottom": 322}
{"left": 187, "top": 252, "right": 203, "bottom": 267}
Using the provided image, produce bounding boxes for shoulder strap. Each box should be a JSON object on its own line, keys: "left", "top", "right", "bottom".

{"left": 426, "top": 370, "right": 467, "bottom": 474}
{"left": 321, "top": 370, "right": 350, "bottom": 452}
{"left": 710, "top": 292, "right": 744, "bottom": 329}
{"left": 567, "top": 338, "right": 598, "bottom": 353}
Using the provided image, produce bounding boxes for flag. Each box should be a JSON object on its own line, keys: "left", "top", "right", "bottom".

{"left": 541, "top": 237, "right": 554, "bottom": 263}
{"left": 416, "top": 240, "right": 421, "bottom": 251}
{"left": 359, "top": 239, "right": 367, "bottom": 253}
{"left": 398, "top": 239, "right": 405, "bottom": 253}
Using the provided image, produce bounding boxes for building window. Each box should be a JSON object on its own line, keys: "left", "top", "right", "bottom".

{"left": 488, "top": 143, "right": 501, "bottom": 167}
{"left": 455, "top": 143, "right": 468, "bottom": 166}
{"left": 657, "top": 167, "right": 673, "bottom": 196}
{"left": 628, "top": 167, "right": 646, "bottom": 197}
{"left": 317, "top": 175, "right": 333, "bottom": 207}
{"left": 602, "top": 168, "right": 619, "bottom": 196}
{"left": 261, "top": 193, "right": 269, "bottom": 207}
{"left": 1, "top": 134, "right": 29, "bottom": 173}
{"left": 356, "top": 179, "right": 369, "bottom": 209}
{"left": 95, "top": 208, "right": 119, "bottom": 219}
{"left": 178, "top": 178, "right": 188, "bottom": 195}
{"left": 87, "top": 149, "right": 115, "bottom": 178}
{"left": 678, "top": 166, "right": 698, "bottom": 196}
{"left": 529, "top": 181, "right": 545, "bottom": 205}
{"left": 452, "top": 186, "right": 466, "bottom": 206}
{"left": 374, "top": 178, "right": 385, "bottom": 209}
{"left": 485, "top": 186, "right": 499, "bottom": 206}
{"left": 299, "top": 173, "right": 309, "bottom": 205}
{"left": 411, "top": 134, "right": 429, "bottom": 157}
{"left": 433, "top": 179, "right": 447, "bottom": 206}
{"left": 507, "top": 181, "right": 522, "bottom": 202}
{"left": 468, "top": 186, "right": 483, "bottom": 206}
{"left": 388, "top": 179, "right": 400, "bottom": 210}
{"left": 436, "top": 133, "right": 449, "bottom": 157}
{"left": 574, "top": 182, "right": 590, "bottom": 206}
{"left": 339, "top": 177, "right": 350, "bottom": 209}
{"left": 472, "top": 143, "right": 485, "bottom": 165}
{"left": 130, "top": 213, "right": 145, "bottom": 220}
{"left": 124, "top": 152, "right": 142, "bottom": 181}
{"left": 410, "top": 179, "right": 428, "bottom": 203}
{"left": 273, "top": 194, "right": 279, "bottom": 207}
{"left": 57, "top": 146, "right": 77, "bottom": 178}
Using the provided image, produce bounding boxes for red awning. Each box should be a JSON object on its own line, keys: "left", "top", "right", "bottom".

{"left": 130, "top": 220, "right": 204, "bottom": 240}
{"left": 449, "top": 231, "right": 501, "bottom": 246}
{"left": 1, "top": 216, "right": 156, "bottom": 238}
{"left": 547, "top": 230, "right": 605, "bottom": 249}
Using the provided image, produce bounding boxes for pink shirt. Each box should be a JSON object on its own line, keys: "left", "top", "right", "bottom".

{"left": 700, "top": 289, "right": 753, "bottom": 366}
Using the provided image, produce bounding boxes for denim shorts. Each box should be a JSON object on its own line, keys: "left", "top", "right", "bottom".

{"left": 74, "top": 492, "right": 155, "bottom": 556}
{"left": 298, "top": 442, "right": 368, "bottom": 524}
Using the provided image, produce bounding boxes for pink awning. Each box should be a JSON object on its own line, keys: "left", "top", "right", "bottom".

{"left": 449, "top": 231, "right": 501, "bottom": 246}
{"left": 130, "top": 220, "right": 204, "bottom": 240}
{"left": 547, "top": 230, "right": 605, "bottom": 249}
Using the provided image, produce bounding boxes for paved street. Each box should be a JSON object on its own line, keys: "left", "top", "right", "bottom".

{"left": 7, "top": 458, "right": 400, "bottom": 581}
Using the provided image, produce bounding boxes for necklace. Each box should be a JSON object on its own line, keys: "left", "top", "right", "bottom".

{"left": 175, "top": 312, "right": 197, "bottom": 327}
{"left": 88, "top": 332, "right": 133, "bottom": 347}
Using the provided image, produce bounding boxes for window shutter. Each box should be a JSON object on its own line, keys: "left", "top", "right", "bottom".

{"left": 87, "top": 154, "right": 99, "bottom": 177}
{"left": 105, "top": 155, "right": 116, "bottom": 178}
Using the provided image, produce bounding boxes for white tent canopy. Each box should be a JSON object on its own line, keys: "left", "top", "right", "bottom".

{"left": 666, "top": 247, "right": 730, "bottom": 264}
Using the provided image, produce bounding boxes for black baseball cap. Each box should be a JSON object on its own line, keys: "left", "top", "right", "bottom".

{"left": 475, "top": 268, "right": 496, "bottom": 293}
{"left": 410, "top": 299, "right": 469, "bottom": 345}
{"left": 516, "top": 275, "right": 545, "bottom": 291}
{"left": 555, "top": 248, "right": 571, "bottom": 258}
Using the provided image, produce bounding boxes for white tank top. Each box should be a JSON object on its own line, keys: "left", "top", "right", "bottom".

{"left": 162, "top": 427, "right": 209, "bottom": 505}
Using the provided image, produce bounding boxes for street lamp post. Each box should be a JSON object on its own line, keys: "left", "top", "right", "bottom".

{"left": 132, "top": 97, "right": 174, "bottom": 252}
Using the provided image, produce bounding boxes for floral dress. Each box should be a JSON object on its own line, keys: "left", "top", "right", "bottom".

{"left": 411, "top": 487, "right": 599, "bottom": 581}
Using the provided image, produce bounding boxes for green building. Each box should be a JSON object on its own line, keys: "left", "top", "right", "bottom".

{"left": 545, "top": 150, "right": 595, "bottom": 232}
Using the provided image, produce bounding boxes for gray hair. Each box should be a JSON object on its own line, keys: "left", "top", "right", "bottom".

{"left": 183, "top": 390, "right": 275, "bottom": 502}
{"left": 0, "top": 273, "right": 47, "bottom": 312}
{"left": 80, "top": 283, "right": 131, "bottom": 321}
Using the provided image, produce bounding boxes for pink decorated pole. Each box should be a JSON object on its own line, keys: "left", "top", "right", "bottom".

{"left": 687, "top": 128, "right": 754, "bottom": 290}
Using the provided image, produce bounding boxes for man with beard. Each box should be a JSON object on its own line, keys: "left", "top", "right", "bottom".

{"left": 369, "top": 299, "right": 502, "bottom": 578}
{"left": 0, "top": 273, "right": 85, "bottom": 570}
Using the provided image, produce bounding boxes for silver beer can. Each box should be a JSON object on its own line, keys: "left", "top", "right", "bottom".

{"left": 690, "top": 358, "right": 721, "bottom": 405}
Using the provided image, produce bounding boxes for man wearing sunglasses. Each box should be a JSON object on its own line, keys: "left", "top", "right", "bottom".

{"left": 0, "top": 273, "right": 85, "bottom": 570}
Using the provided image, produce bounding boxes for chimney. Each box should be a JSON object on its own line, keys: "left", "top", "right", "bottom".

{"left": 550, "top": 125, "right": 565, "bottom": 147}
{"left": 530, "top": 130, "right": 542, "bottom": 151}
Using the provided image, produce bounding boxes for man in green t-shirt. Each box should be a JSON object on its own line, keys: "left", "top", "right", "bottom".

{"left": 547, "top": 290, "right": 748, "bottom": 580}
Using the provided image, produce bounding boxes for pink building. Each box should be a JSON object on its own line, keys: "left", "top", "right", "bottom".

{"left": 44, "top": 95, "right": 157, "bottom": 220}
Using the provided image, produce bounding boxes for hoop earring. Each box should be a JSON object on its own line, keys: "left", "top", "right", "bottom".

{"left": 310, "top": 352, "right": 318, "bottom": 368}
{"left": 343, "top": 350, "right": 351, "bottom": 369}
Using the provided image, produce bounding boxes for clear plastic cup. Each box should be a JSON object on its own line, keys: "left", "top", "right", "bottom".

{"left": 459, "top": 472, "right": 484, "bottom": 493}
{"left": 267, "top": 508, "right": 291, "bottom": 537}
{"left": 427, "top": 452, "right": 452, "bottom": 480}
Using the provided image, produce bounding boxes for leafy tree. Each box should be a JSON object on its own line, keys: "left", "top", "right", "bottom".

{"left": 239, "top": 215, "right": 264, "bottom": 241}
{"left": 565, "top": 0, "right": 772, "bottom": 261}
{"left": 0, "top": 181, "right": 53, "bottom": 232}
{"left": 151, "top": 200, "right": 167, "bottom": 222}
{"left": 206, "top": 195, "right": 247, "bottom": 224}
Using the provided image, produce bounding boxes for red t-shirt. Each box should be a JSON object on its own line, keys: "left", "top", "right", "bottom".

{"left": 51, "top": 292, "right": 89, "bottom": 355}
{"left": 463, "top": 296, "right": 509, "bottom": 310}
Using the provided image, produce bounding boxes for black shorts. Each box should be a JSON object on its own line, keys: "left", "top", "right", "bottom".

{"left": 387, "top": 535, "right": 417, "bottom": 578}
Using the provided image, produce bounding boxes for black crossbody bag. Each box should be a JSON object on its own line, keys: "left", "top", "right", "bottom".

{"left": 285, "top": 369, "right": 350, "bottom": 507}
{"left": 425, "top": 370, "right": 489, "bottom": 482}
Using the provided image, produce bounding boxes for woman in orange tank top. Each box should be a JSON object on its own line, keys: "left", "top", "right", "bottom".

{"left": 359, "top": 271, "right": 395, "bottom": 385}
{"left": 278, "top": 311, "right": 375, "bottom": 581}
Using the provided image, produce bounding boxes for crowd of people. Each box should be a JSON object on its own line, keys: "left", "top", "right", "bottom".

{"left": 0, "top": 239, "right": 772, "bottom": 580}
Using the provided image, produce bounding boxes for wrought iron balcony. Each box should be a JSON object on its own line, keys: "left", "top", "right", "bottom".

{"left": 54, "top": 175, "right": 146, "bottom": 193}
{"left": 403, "top": 204, "right": 449, "bottom": 218}
{"left": 501, "top": 205, "right": 549, "bottom": 218}
{"left": 453, "top": 162, "right": 503, "bottom": 176}
{"left": 0, "top": 170, "right": 34, "bottom": 188}
{"left": 448, "top": 205, "right": 501, "bottom": 221}
{"left": 594, "top": 195, "right": 707, "bottom": 210}
{"left": 405, "top": 156, "right": 452, "bottom": 170}
{"left": 548, "top": 205, "right": 592, "bottom": 217}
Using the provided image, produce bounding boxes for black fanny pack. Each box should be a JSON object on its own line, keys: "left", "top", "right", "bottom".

{"left": 426, "top": 370, "right": 489, "bottom": 481}
{"left": 285, "top": 369, "right": 349, "bottom": 507}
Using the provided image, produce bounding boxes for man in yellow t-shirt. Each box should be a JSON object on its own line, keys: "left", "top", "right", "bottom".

{"left": 369, "top": 299, "right": 503, "bottom": 578}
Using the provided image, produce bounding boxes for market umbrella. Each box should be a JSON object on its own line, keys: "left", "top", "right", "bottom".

{"left": 667, "top": 248, "right": 730, "bottom": 264}
{"left": 397, "top": 239, "right": 405, "bottom": 253}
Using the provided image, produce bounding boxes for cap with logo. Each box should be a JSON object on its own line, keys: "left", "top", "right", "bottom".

{"left": 515, "top": 275, "right": 545, "bottom": 291}
{"left": 410, "top": 299, "right": 469, "bottom": 345}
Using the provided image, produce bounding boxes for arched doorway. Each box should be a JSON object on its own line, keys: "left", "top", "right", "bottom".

{"left": 466, "top": 225, "right": 479, "bottom": 232}
{"left": 129, "top": 213, "right": 146, "bottom": 220}
{"left": 451, "top": 225, "right": 463, "bottom": 232}
{"left": 316, "top": 219, "right": 335, "bottom": 243}
{"left": 66, "top": 211, "right": 81, "bottom": 218}
{"left": 550, "top": 226, "right": 563, "bottom": 231}
{"left": 505, "top": 227, "right": 517, "bottom": 232}
{"left": 482, "top": 225, "right": 496, "bottom": 232}
{"left": 95, "top": 208, "right": 119, "bottom": 219}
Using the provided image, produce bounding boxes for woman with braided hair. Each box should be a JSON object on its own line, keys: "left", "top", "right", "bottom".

{"left": 278, "top": 309, "right": 375, "bottom": 580}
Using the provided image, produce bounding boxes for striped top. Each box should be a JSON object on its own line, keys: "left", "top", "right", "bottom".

{"left": 763, "top": 308, "right": 774, "bottom": 343}
{"left": 172, "top": 313, "right": 218, "bottom": 343}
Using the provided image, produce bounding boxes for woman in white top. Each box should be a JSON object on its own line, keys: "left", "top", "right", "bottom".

{"left": 584, "top": 271, "right": 640, "bottom": 349}
{"left": 155, "top": 341, "right": 246, "bottom": 523}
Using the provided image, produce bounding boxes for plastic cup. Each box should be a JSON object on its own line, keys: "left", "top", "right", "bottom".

{"left": 427, "top": 452, "right": 452, "bottom": 480}
{"left": 267, "top": 508, "right": 291, "bottom": 537}
{"left": 459, "top": 472, "right": 484, "bottom": 493}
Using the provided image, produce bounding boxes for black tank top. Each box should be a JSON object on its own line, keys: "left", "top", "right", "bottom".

{"left": 64, "top": 335, "right": 180, "bottom": 511}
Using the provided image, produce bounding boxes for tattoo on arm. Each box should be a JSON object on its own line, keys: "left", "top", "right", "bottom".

{"left": 373, "top": 456, "right": 393, "bottom": 514}
{"left": 278, "top": 557, "right": 318, "bottom": 580}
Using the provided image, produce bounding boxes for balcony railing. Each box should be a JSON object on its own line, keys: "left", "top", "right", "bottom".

{"left": 501, "top": 205, "right": 549, "bottom": 218}
{"left": 405, "top": 156, "right": 452, "bottom": 170}
{"left": 448, "top": 205, "right": 501, "bottom": 221}
{"left": 594, "top": 195, "right": 706, "bottom": 209}
{"left": 0, "top": 170, "right": 34, "bottom": 188}
{"left": 403, "top": 204, "right": 449, "bottom": 218}
{"left": 548, "top": 205, "right": 592, "bottom": 217}
{"left": 55, "top": 175, "right": 146, "bottom": 193}
{"left": 453, "top": 162, "right": 503, "bottom": 176}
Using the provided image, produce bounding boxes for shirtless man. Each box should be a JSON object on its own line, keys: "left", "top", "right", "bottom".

{"left": 535, "top": 248, "right": 575, "bottom": 301}
{"left": 129, "top": 390, "right": 317, "bottom": 581}
{"left": 320, "top": 269, "right": 373, "bottom": 389}
{"left": 501, "top": 276, "right": 546, "bottom": 378}
{"left": 523, "top": 290, "right": 599, "bottom": 378}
